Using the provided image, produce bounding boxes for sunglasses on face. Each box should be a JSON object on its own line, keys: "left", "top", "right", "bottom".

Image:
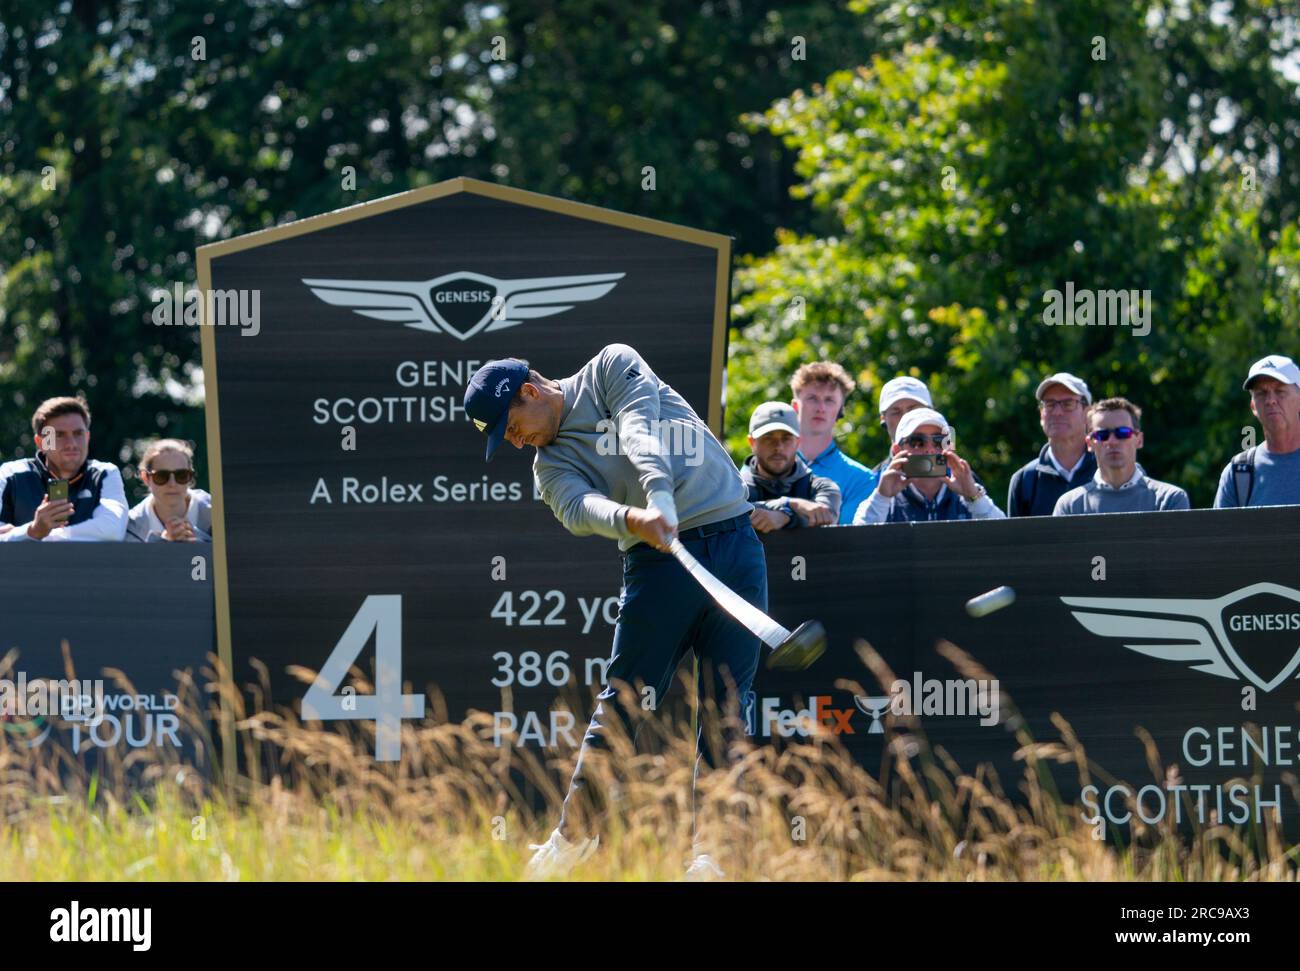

{"left": 1089, "top": 427, "right": 1135, "bottom": 443}
{"left": 148, "top": 468, "right": 193, "bottom": 485}
{"left": 902, "top": 433, "right": 947, "bottom": 449}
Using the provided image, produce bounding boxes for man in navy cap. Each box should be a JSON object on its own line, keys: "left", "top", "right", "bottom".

{"left": 464, "top": 343, "right": 764, "bottom": 881}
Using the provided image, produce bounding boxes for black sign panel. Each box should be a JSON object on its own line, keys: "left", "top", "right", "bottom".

{"left": 199, "top": 179, "right": 730, "bottom": 763}
{"left": 0, "top": 543, "right": 214, "bottom": 768}
{"left": 199, "top": 180, "right": 1300, "bottom": 839}
{"left": 755, "top": 506, "right": 1300, "bottom": 836}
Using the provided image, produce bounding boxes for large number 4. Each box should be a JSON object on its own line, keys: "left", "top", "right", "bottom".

{"left": 302, "top": 595, "right": 426, "bottom": 761}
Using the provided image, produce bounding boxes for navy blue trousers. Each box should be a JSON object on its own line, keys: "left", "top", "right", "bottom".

{"left": 557, "top": 518, "right": 767, "bottom": 838}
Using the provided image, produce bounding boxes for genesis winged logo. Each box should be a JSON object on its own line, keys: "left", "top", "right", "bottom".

{"left": 1062, "top": 582, "right": 1300, "bottom": 693}
{"left": 302, "top": 271, "right": 625, "bottom": 341}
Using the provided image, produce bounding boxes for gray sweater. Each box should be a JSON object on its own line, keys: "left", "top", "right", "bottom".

{"left": 1213, "top": 443, "right": 1300, "bottom": 508}
{"left": 1053, "top": 470, "right": 1190, "bottom": 515}
{"left": 534, "top": 344, "right": 752, "bottom": 551}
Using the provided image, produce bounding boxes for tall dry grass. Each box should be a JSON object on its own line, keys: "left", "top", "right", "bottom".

{"left": 0, "top": 640, "right": 1295, "bottom": 881}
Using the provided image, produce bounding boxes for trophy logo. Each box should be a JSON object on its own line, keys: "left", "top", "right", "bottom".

{"left": 853, "top": 695, "right": 892, "bottom": 734}
{"left": 741, "top": 690, "right": 758, "bottom": 737}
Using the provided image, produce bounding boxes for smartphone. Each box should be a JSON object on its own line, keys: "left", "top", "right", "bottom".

{"left": 48, "top": 479, "right": 69, "bottom": 503}
{"left": 902, "top": 454, "right": 949, "bottom": 478}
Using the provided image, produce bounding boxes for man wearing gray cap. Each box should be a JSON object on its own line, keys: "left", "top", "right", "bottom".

{"left": 1007, "top": 372, "right": 1098, "bottom": 517}
{"left": 740, "top": 402, "right": 841, "bottom": 532}
{"left": 1214, "top": 354, "right": 1300, "bottom": 508}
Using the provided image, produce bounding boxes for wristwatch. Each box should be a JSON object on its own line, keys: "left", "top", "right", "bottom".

{"left": 965, "top": 483, "right": 987, "bottom": 503}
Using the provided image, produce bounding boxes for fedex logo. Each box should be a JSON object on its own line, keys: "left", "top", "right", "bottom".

{"left": 745, "top": 695, "right": 855, "bottom": 738}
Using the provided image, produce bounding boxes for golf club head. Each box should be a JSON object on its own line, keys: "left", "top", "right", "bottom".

{"left": 766, "top": 620, "right": 827, "bottom": 671}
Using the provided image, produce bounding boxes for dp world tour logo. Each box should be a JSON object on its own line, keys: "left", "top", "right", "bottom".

{"left": 1062, "top": 582, "right": 1300, "bottom": 693}
{"left": 302, "top": 271, "right": 625, "bottom": 341}
{"left": 1, "top": 713, "right": 52, "bottom": 748}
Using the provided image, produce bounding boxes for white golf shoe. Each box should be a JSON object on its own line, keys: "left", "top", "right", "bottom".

{"left": 684, "top": 852, "right": 725, "bottom": 881}
{"left": 524, "top": 828, "right": 599, "bottom": 880}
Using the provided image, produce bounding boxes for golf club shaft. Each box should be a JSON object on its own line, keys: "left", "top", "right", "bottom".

{"left": 668, "top": 539, "right": 790, "bottom": 649}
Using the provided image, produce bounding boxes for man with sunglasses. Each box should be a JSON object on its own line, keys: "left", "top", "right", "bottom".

{"left": 1007, "top": 373, "right": 1098, "bottom": 517}
{"left": 1053, "top": 397, "right": 1190, "bottom": 515}
{"left": 852, "top": 407, "right": 1005, "bottom": 524}
{"left": 1213, "top": 355, "right": 1300, "bottom": 509}
{"left": 0, "top": 395, "right": 128, "bottom": 542}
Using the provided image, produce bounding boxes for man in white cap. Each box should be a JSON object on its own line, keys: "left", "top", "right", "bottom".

{"left": 852, "top": 407, "right": 1005, "bottom": 524}
{"left": 1006, "top": 372, "right": 1098, "bottom": 517}
{"left": 1214, "top": 354, "right": 1300, "bottom": 508}
{"left": 740, "top": 401, "right": 841, "bottom": 531}
{"left": 873, "top": 376, "right": 933, "bottom": 475}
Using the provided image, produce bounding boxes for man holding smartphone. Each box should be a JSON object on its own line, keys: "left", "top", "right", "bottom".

{"left": 0, "top": 396, "right": 128, "bottom": 542}
{"left": 852, "top": 408, "right": 1005, "bottom": 524}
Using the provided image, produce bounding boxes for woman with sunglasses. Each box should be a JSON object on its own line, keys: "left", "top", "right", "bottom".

{"left": 125, "top": 439, "right": 213, "bottom": 542}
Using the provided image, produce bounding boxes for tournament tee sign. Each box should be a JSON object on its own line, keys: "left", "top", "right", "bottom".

{"left": 752, "top": 508, "right": 1300, "bottom": 839}
{"left": 198, "top": 178, "right": 731, "bottom": 772}
{"left": 199, "top": 179, "right": 1300, "bottom": 840}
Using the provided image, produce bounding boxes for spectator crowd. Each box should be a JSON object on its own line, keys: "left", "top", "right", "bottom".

{"left": 0, "top": 396, "right": 212, "bottom": 543}
{"left": 739, "top": 354, "right": 1300, "bottom": 530}
{"left": 4, "top": 350, "right": 1297, "bottom": 543}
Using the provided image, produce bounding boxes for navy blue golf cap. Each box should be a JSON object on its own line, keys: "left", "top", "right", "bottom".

{"left": 464, "top": 359, "right": 529, "bottom": 460}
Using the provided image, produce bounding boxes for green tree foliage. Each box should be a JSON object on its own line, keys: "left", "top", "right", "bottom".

{"left": 482, "top": 0, "right": 869, "bottom": 253}
{"left": 728, "top": 0, "right": 1300, "bottom": 508}
{"left": 0, "top": 0, "right": 865, "bottom": 497}
{"left": 0, "top": 0, "right": 487, "bottom": 494}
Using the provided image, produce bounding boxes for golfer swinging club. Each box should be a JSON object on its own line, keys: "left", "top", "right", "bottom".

{"left": 465, "top": 343, "right": 766, "bottom": 880}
